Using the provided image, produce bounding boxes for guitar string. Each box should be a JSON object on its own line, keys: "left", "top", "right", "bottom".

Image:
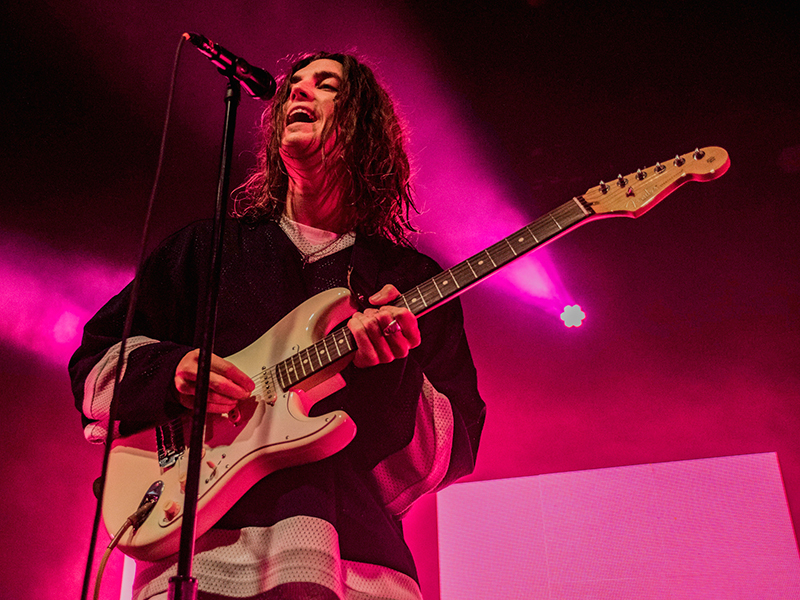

{"left": 228, "top": 163, "right": 689, "bottom": 408}
{"left": 242, "top": 201, "right": 589, "bottom": 398}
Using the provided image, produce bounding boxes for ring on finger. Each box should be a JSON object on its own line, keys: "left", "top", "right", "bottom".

{"left": 382, "top": 319, "right": 402, "bottom": 336}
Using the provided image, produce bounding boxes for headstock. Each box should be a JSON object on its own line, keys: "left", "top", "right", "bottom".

{"left": 584, "top": 146, "right": 730, "bottom": 218}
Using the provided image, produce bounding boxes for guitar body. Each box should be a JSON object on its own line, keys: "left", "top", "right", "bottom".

{"left": 102, "top": 287, "right": 360, "bottom": 561}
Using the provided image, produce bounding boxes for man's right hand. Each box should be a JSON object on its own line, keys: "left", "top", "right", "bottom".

{"left": 174, "top": 349, "right": 255, "bottom": 413}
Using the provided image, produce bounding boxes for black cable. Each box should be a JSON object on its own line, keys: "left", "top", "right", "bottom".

{"left": 80, "top": 33, "right": 187, "bottom": 600}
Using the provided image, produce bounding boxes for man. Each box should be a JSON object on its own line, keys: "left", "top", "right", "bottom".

{"left": 70, "top": 52, "right": 485, "bottom": 600}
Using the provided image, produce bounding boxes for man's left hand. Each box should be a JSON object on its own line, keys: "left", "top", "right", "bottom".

{"left": 348, "top": 284, "right": 420, "bottom": 368}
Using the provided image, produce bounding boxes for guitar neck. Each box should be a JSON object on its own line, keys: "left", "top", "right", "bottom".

{"left": 393, "top": 197, "right": 591, "bottom": 317}
{"left": 274, "top": 144, "right": 732, "bottom": 391}
{"left": 274, "top": 197, "right": 592, "bottom": 391}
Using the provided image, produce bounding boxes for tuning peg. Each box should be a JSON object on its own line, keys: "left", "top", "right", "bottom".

{"left": 616, "top": 174, "right": 628, "bottom": 187}
{"left": 599, "top": 180, "right": 609, "bottom": 194}
{"left": 674, "top": 155, "right": 686, "bottom": 167}
{"left": 693, "top": 148, "right": 705, "bottom": 160}
{"left": 636, "top": 168, "right": 647, "bottom": 180}
{"left": 654, "top": 162, "right": 666, "bottom": 173}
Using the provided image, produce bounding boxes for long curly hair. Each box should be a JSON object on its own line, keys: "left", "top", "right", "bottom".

{"left": 235, "top": 52, "right": 417, "bottom": 246}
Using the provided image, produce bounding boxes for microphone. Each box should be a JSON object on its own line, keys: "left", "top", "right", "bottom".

{"left": 183, "top": 32, "right": 276, "bottom": 100}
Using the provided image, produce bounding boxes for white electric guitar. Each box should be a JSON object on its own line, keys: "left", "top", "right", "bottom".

{"left": 103, "top": 147, "right": 730, "bottom": 560}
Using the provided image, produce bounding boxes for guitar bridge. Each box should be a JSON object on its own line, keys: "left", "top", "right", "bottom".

{"left": 260, "top": 367, "right": 278, "bottom": 406}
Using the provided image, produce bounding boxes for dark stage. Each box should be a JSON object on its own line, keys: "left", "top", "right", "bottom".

{"left": 2, "top": 1, "right": 799, "bottom": 598}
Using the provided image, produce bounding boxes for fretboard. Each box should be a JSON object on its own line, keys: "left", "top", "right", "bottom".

{"left": 274, "top": 197, "right": 592, "bottom": 391}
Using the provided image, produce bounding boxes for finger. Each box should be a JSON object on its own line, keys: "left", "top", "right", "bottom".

{"left": 370, "top": 310, "right": 403, "bottom": 362}
{"left": 206, "top": 391, "right": 239, "bottom": 413}
{"left": 348, "top": 313, "right": 394, "bottom": 367}
{"left": 174, "top": 383, "right": 239, "bottom": 413}
{"left": 368, "top": 283, "right": 401, "bottom": 306}
{"left": 208, "top": 370, "right": 253, "bottom": 401}
{"left": 379, "top": 317, "right": 413, "bottom": 359}
{"left": 176, "top": 354, "right": 254, "bottom": 393}
{"left": 178, "top": 369, "right": 251, "bottom": 401}
{"left": 349, "top": 313, "right": 385, "bottom": 366}
{"left": 209, "top": 355, "right": 255, "bottom": 393}
{"left": 386, "top": 308, "right": 421, "bottom": 349}
{"left": 374, "top": 306, "right": 419, "bottom": 346}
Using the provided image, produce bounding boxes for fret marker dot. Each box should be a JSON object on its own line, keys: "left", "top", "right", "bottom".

{"left": 442, "top": 280, "right": 449, "bottom": 285}
{"left": 518, "top": 237, "right": 525, "bottom": 242}
{"left": 288, "top": 367, "right": 294, "bottom": 372}
{"left": 303, "top": 359, "right": 308, "bottom": 364}
{"left": 411, "top": 298, "right": 418, "bottom": 303}
{"left": 478, "top": 260, "right": 484, "bottom": 265}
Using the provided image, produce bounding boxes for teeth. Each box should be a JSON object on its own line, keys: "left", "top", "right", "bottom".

{"left": 287, "top": 107, "right": 316, "bottom": 124}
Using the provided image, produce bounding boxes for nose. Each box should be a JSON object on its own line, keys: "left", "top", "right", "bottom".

{"left": 289, "top": 80, "right": 313, "bottom": 102}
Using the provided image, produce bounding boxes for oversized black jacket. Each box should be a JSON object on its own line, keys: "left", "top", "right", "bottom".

{"left": 69, "top": 218, "right": 485, "bottom": 583}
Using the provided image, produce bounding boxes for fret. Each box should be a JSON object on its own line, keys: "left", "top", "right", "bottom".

{"left": 340, "top": 329, "right": 353, "bottom": 352}
{"left": 504, "top": 237, "right": 518, "bottom": 256}
{"left": 525, "top": 224, "right": 539, "bottom": 244}
{"left": 433, "top": 272, "right": 455, "bottom": 295}
{"left": 323, "top": 335, "right": 336, "bottom": 362}
{"left": 287, "top": 359, "right": 297, "bottom": 386}
{"left": 330, "top": 331, "right": 342, "bottom": 358}
{"left": 312, "top": 341, "right": 323, "bottom": 370}
{"left": 287, "top": 356, "right": 301, "bottom": 388}
{"left": 323, "top": 339, "right": 332, "bottom": 363}
{"left": 484, "top": 249, "right": 497, "bottom": 268}
{"left": 320, "top": 340, "right": 331, "bottom": 367}
{"left": 488, "top": 241, "right": 515, "bottom": 266}
{"left": 275, "top": 360, "right": 289, "bottom": 390}
{"left": 304, "top": 346, "right": 317, "bottom": 372}
{"left": 444, "top": 269, "right": 460, "bottom": 289}
{"left": 465, "top": 258, "right": 478, "bottom": 279}
{"left": 467, "top": 254, "right": 491, "bottom": 280}
{"left": 405, "top": 286, "right": 427, "bottom": 309}
{"left": 420, "top": 280, "right": 438, "bottom": 305}
{"left": 295, "top": 351, "right": 307, "bottom": 378}
{"left": 315, "top": 341, "right": 326, "bottom": 369}
{"left": 431, "top": 276, "right": 443, "bottom": 299}
{"left": 550, "top": 212, "right": 563, "bottom": 230}
{"left": 285, "top": 356, "right": 297, "bottom": 381}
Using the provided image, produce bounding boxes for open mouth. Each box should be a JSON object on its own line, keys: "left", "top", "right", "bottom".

{"left": 286, "top": 107, "right": 317, "bottom": 125}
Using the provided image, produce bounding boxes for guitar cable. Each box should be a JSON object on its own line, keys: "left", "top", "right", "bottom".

{"left": 80, "top": 33, "right": 187, "bottom": 600}
{"left": 92, "top": 497, "right": 160, "bottom": 600}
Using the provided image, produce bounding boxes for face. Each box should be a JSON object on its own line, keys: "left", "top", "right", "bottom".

{"left": 280, "top": 58, "right": 344, "bottom": 161}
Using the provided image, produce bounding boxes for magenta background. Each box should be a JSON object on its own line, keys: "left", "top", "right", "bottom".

{"left": 436, "top": 453, "right": 800, "bottom": 598}
{"left": 2, "top": 2, "right": 799, "bottom": 599}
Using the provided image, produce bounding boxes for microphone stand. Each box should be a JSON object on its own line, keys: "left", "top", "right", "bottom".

{"left": 168, "top": 76, "right": 241, "bottom": 600}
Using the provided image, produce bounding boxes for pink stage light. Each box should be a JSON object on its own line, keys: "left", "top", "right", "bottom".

{"left": 408, "top": 114, "right": 574, "bottom": 317}
{"left": 561, "top": 304, "right": 586, "bottom": 327}
{"left": 0, "top": 231, "right": 132, "bottom": 364}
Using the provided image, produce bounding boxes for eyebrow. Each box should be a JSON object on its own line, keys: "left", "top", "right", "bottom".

{"left": 289, "top": 70, "right": 342, "bottom": 85}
